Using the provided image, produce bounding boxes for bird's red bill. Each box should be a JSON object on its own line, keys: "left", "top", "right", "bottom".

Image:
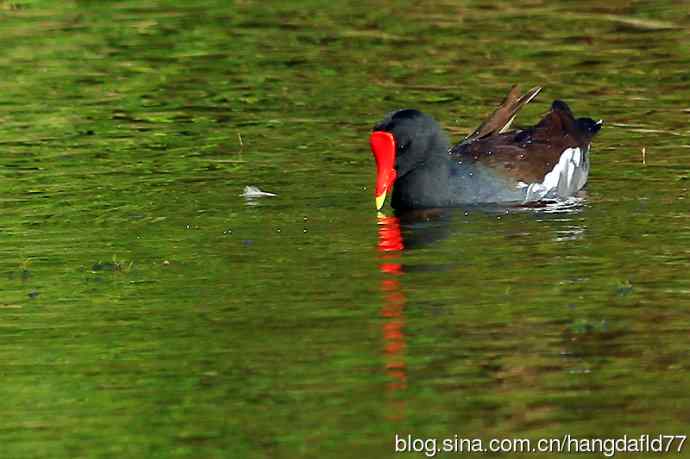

{"left": 370, "top": 131, "right": 397, "bottom": 209}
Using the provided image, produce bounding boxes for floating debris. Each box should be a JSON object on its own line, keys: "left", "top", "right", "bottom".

{"left": 92, "top": 255, "right": 134, "bottom": 273}
{"left": 241, "top": 186, "right": 277, "bottom": 198}
{"left": 616, "top": 280, "right": 634, "bottom": 296}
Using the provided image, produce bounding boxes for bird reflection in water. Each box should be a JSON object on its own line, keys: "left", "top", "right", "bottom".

{"left": 375, "top": 202, "right": 587, "bottom": 421}
{"left": 376, "top": 209, "right": 452, "bottom": 422}
{"left": 377, "top": 214, "right": 406, "bottom": 421}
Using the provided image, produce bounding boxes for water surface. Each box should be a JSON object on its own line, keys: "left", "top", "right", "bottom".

{"left": 1, "top": 1, "right": 689, "bottom": 458}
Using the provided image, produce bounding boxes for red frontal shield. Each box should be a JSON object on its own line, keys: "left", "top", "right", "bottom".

{"left": 370, "top": 131, "right": 397, "bottom": 209}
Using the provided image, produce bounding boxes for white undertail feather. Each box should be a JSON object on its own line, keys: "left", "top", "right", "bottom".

{"left": 519, "top": 146, "right": 589, "bottom": 202}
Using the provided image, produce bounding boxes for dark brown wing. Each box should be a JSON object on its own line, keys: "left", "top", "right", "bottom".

{"left": 463, "top": 85, "right": 542, "bottom": 143}
{"left": 451, "top": 101, "right": 593, "bottom": 184}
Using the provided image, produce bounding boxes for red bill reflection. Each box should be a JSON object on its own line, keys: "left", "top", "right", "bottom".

{"left": 377, "top": 215, "right": 406, "bottom": 421}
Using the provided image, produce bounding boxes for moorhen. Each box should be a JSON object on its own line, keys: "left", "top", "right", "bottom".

{"left": 370, "top": 86, "right": 602, "bottom": 210}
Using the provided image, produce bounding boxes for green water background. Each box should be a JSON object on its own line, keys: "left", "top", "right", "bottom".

{"left": 1, "top": 1, "right": 689, "bottom": 458}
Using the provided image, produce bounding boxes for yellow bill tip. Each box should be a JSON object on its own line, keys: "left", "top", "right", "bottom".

{"left": 375, "top": 192, "right": 387, "bottom": 211}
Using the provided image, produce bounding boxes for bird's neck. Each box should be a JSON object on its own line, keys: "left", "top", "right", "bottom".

{"left": 391, "top": 153, "right": 450, "bottom": 209}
